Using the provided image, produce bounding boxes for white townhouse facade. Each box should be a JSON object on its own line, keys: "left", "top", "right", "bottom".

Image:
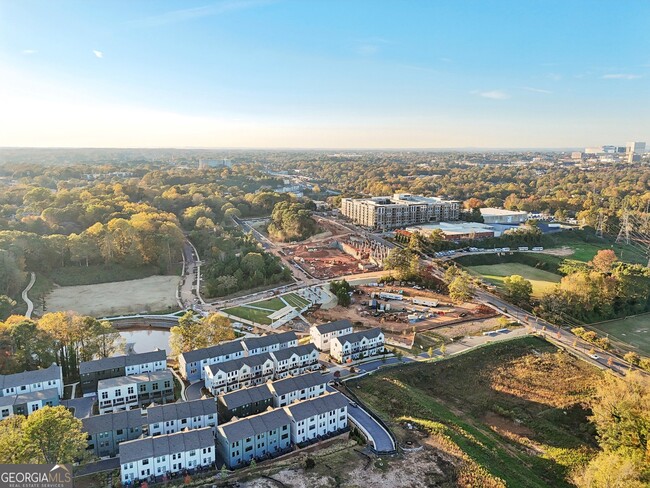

{"left": 310, "top": 320, "right": 353, "bottom": 352}
{"left": 203, "top": 354, "right": 275, "bottom": 396}
{"left": 178, "top": 340, "right": 245, "bottom": 382}
{"left": 119, "top": 427, "right": 215, "bottom": 484}
{"left": 271, "top": 344, "right": 320, "bottom": 379}
{"left": 0, "top": 363, "right": 63, "bottom": 418}
{"left": 147, "top": 398, "right": 217, "bottom": 436}
{"left": 98, "top": 370, "right": 174, "bottom": 414}
{"left": 284, "top": 392, "right": 348, "bottom": 445}
{"left": 268, "top": 372, "right": 329, "bottom": 408}
{"left": 330, "top": 328, "right": 385, "bottom": 363}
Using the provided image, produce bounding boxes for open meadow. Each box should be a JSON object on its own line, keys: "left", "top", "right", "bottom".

{"left": 44, "top": 275, "right": 180, "bottom": 317}
{"left": 589, "top": 313, "right": 650, "bottom": 355}
{"left": 467, "top": 263, "right": 561, "bottom": 297}
{"left": 352, "top": 336, "right": 600, "bottom": 487}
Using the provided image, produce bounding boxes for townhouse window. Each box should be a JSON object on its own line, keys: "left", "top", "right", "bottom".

{"left": 189, "top": 450, "right": 196, "bottom": 457}
{"left": 115, "top": 389, "right": 121, "bottom": 397}
{"left": 164, "top": 381, "right": 171, "bottom": 388}
{"left": 152, "top": 383, "right": 159, "bottom": 391}
{"left": 139, "top": 384, "right": 146, "bottom": 392}
{"left": 142, "top": 459, "right": 149, "bottom": 465}
{"left": 101, "top": 392, "right": 108, "bottom": 400}
{"left": 281, "top": 433, "right": 289, "bottom": 440}
{"left": 245, "top": 446, "right": 252, "bottom": 452}
{"left": 153, "top": 423, "right": 159, "bottom": 428}
{"left": 116, "top": 429, "right": 123, "bottom": 435}
{"left": 127, "top": 387, "right": 134, "bottom": 395}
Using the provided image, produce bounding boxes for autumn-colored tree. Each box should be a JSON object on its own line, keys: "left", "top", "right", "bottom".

{"left": 590, "top": 249, "right": 619, "bottom": 273}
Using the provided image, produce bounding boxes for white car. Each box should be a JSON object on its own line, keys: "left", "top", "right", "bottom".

{"left": 590, "top": 354, "right": 600, "bottom": 360}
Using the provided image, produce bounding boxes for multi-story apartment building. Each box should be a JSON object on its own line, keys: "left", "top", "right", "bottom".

{"left": 203, "top": 354, "right": 275, "bottom": 395}
{"left": 271, "top": 344, "right": 319, "bottom": 379}
{"left": 147, "top": 398, "right": 217, "bottom": 436}
{"left": 268, "top": 372, "right": 328, "bottom": 408}
{"left": 216, "top": 409, "right": 292, "bottom": 469}
{"left": 284, "top": 392, "right": 348, "bottom": 445}
{"left": 0, "top": 363, "right": 63, "bottom": 418}
{"left": 241, "top": 331, "right": 298, "bottom": 356}
{"left": 119, "top": 427, "right": 215, "bottom": 484}
{"left": 341, "top": 193, "right": 460, "bottom": 230}
{"left": 178, "top": 340, "right": 246, "bottom": 382}
{"left": 82, "top": 409, "right": 144, "bottom": 458}
{"left": 330, "top": 328, "right": 385, "bottom": 363}
{"left": 310, "top": 320, "right": 353, "bottom": 352}
{"left": 79, "top": 350, "right": 167, "bottom": 393}
{"left": 98, "top": 370, "right": 174, "bottom": 414}
{"left": 217, "top": 383, "right": 274, "bottom": 423}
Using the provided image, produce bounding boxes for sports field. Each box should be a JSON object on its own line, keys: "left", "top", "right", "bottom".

{"left": 589, "top": 313, "right": 650, "bottom": 355}
{"left": 223, "top": 292, "right": 310, "bottom": 325}
{"left": 467, "top": 263, "right": 561, "bottom": 297}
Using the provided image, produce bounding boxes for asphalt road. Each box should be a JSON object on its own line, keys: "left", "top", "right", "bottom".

{"left": 64, "top": 396, "right": 96, "bottom": 419}
{"left": 185, "top": 381, "right": 204, "bottom": 401}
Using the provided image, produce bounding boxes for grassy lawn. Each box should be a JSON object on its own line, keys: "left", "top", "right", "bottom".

{"left": 283, "top": 292, "right": 310, "bottom": 309}
{"left": 468, "top": 263, "right": 561, "bottom": 297}
{"left": 351, "top": 337, "right": 600, "bottom": 487}
{"left": 48, "top": 263, "right": 169, "bottom": 286}
{"left": 244, "top": 296, "right": 287, "bottom": 311}
{"left": 222, "top": 306, "right": 273, "bottom": 325}
{"left": 589, "top": 313, "right": 650, "bottom": 355}
{"left": 549, "top": 233, "right": 647, "bottom": 264}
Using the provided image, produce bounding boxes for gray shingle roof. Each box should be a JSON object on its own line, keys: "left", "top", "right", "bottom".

{"left": 205, "top": 353, "right": 273, "bottom": 376}
{"left": 147, "top": 398, "right": 216, "bottom": 425}
{"left": 119, "top": 427, "right": 214, "bottom": 463}
{"left": 79, "top": 350, "right": 166, "bottom": 375}
{"left": 0, "top": 363, "right": 61, "bottom": 391}
{"left": 218, "top": 384, "right": 273, "bottom": 410}
{"left": 82, "top": 409, "right": 144, "bottom": 435}
{"left": 0, "top": 388, "right": 60, "bottom": 408}
{"left": 269, "top": 372, "right": 328, "bottom": 397}
{"left": 97, "top": 370, "right": 172, "bottom": 391}
{"left": 242, "top": 331, "right": 297, "bottom": 351}
{"left": 217, "top": 408, "right": 291, "bottom": 443}
{"left": 312, "top": 319, "right": 353, "bottom": 335}
{"left": 179, "top": 340, "right": 244, "bottom": 364}
{"left": 334, "top": 328, "right": 383, "bottom": 346}
{"left": 285, "top": 391, "right": 348, "bottom": 422}
{"left": 272, "top": 344, "right": 317, "bottom": 362}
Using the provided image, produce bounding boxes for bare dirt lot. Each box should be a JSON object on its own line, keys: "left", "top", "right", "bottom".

{"left": 43, "top": 275, "right": 180, "bottom": 317}
{"left": 287, "top": 240, "right": 372, "bottom": 280}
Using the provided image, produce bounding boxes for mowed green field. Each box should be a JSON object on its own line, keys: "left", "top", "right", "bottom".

{"left": 589, "top": 313, "right": 650, "bottom": 355}
{"left": 223, "top": 293, "right": 310, "bottom": 325}
{"left": 468, "top": 263, "right": 561, "bottom": 297}
{"left": 222, "top": 306, "right": 273, "bottom": 325}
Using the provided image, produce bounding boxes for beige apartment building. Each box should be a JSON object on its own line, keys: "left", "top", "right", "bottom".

{"left": 341, "top": 193, "right": 460, "bottom": 230}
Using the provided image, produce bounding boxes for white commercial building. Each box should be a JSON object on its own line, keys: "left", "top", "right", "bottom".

{"left": 479, "top": 207, "right": 528, "bottom": 225}
{"left": 341, "top": 193, "right": 460, "bottom": 230}
{"left": 310, "top": 319, "right": 353, "bottom": 352}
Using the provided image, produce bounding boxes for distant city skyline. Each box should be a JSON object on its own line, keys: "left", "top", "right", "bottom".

{"left": 1, "top": 0, "right": 648, "bottom": 148}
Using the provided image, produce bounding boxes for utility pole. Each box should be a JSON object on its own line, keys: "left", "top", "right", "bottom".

{"left": 596, "top": 210, "right": 606, "bottom": 238}
{"left": 616, "top": 210, "right": 631, "bottom": 245}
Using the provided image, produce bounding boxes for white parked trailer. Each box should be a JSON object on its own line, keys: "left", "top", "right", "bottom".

{"left": 379, "top": 292, "right": 403, "bottom": 301}
{"left": 412, "top": 297, "right": 439, "bottom": 307}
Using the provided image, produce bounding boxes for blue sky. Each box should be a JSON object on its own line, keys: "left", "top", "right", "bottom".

{"left": 0, "top": 0, "right": 648, "bottom": 148}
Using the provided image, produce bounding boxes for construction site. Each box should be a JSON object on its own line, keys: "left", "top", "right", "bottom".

{"left": 283, "top": 236, "right": 391, "bottom": 280}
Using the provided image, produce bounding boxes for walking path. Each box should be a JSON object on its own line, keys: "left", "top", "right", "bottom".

{"left": 21, "top": 271, "right": 36, "bottom": 318}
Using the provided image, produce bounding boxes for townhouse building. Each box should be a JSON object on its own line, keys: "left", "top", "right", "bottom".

{"left": 0, "top": 363, "right": 63, "bottom": 418}
{"left": 82, "top": 409, "right": 144, "bottom": 458}
{"left": 203, "top": 354, "right": 275, "bottom": 396}
{"left": 79, "top": 350, "right": 167, "bottom": 393}
{"left": 217, "top": 383, "right": 274, "bottom": 423}
{"left": 119, "top": 427, "right": 215, "bottom": 484}
{"left": 330, "top": 328, "right": 385, "bottom": 363}
{"left": 268, "top": 372, "right": 329, "bottom": 408}
{"left": 215, "top": 408, "right": 292, "bottom": 469}
{"left": 178, "top": 340, "right": 245, "bottom": 382}
{"left": 271, "top": 344, "right": 320, "bottom": 379}
{"left": 241, "top": 331, "right": 298, "bottom": 356}
{"left": 310, "top": 319, "right": 353, "bottom": 352}
{"left": 98, "top": 370, "right": 174, "bottom": 414}
{"left": 147, "top": 398, "right": 217, "bottom": 436}
{"left": 284, "top": 392, "right": 348, "bottom": 445}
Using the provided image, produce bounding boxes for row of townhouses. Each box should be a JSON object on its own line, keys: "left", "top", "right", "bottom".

{"left": 98, "top": 370, "right": 175, "bottom": 414}
{"left": 82, "top": 398, "right": 217, "bottom": 458}
{"left": 217, "top": 371, "right": 329, "bottom": 422}
{"left": 310, "top": 319, "right": 353, "bottom": 352}
{"left": 203, "top": 343, "right": 320, "bottom": 395}
{"left": 178, "top": 331, "right": 298, "bottom": 382}
{"left": 216, "top": 391, "right": 348, "bottom": 469}
{"left": 80, "top": 349, "right": 167, "bottom": 393}
{"left": 0, "top": 363, "right": 63, "bottom": 418}
{"left": 330, "top": 328, "right": 385, "bottom": 363}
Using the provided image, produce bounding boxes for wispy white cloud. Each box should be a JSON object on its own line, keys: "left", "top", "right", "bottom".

{"left": 21, "top": 49, "right": 37, "bottom": 55}
{"left": 93, "top": 50, "right": 104, "bottom": 59}
{"left": 602, "top": 73, "right": 642, "bottom": 80}
{"left": 472, "top": 90, "right": 510, "bottom": 100}
{"left": 522, "top": 86, "right": 552, "bottom": 94}
{"left": 129, "top": 0, "right": 273, "bottom": 27}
